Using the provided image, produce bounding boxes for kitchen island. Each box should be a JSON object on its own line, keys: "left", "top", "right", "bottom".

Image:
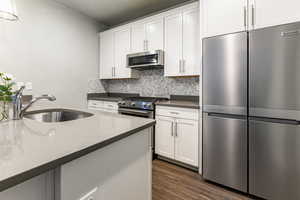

{"left": 0, "top": 109, "right": 155, "bottom": 200}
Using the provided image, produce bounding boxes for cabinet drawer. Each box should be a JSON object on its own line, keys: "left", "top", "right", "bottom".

{"left": 88, "top": 100, "right": 104, "bottom": 108}
{"left": 156, "top": 106, "right": 199, "bottom": 120}
{"left": 103, "top": 101, "right": 118, "bottom": 110}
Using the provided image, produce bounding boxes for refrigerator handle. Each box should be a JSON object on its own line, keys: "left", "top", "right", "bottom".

{"left": 206, "top": 112, "right": 246, "bottom": 120}
{"left": 249, "top": 116, "right": 300, "bottom": 125}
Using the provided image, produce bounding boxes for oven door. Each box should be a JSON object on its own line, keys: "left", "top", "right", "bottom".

{"left": 118, "top": 108, "right": 154, "bottom": 118}
{"left": 127, "top": 50, "right": 164, "bottom": 69}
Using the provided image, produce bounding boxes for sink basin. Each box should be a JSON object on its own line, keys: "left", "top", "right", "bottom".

{"left": 23, "top": 109, "right": 94, "bottom": 123}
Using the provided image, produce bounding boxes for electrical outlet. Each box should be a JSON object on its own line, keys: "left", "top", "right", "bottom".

{"left": 16, "top": 82, "right": 25, "bottom": 90}
{"left": 25, "top": 82, "right": 33, "bottom": 90}
{"left": 79, "top": 187, "right": 98, "bottom": 200}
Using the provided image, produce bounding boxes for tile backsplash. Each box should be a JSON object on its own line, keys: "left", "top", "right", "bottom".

{"left": 97, "top": 69, "right": 199, "bottom": 97}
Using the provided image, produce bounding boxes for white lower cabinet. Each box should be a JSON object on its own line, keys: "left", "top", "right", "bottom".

{"left": 155, "top": 106, "right": 199, "bottom": 167}
{"left": 175, "top": 118, "right": 199, "bottom": 166}
{"left": 155, "top": 116, "right": 175, "bottom": 159}
{"left": 88, "top": 100, "right": 118, "bottom": 113}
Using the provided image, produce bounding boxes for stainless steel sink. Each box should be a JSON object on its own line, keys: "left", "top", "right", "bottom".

{"left": 23, "top": 109, "right": 94, "bottom": 123}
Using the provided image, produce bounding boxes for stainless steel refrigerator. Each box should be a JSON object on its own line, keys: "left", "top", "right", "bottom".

{"left": 202, "top": 32, "right": 248, "bottom": 193}
{"left": 203, "top": 22, "right": 300, "bottom": 200}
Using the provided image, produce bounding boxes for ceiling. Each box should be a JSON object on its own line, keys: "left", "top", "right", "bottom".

{"left": 54, "top": 0, "right": 195, "bottom": 26}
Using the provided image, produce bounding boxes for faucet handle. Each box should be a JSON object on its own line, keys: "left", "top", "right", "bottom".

{"left": 15, "top": 85, "right": 26, "bottom": 96}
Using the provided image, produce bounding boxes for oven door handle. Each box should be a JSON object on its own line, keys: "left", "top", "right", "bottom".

{"left": 118, "top": 108, "right": 153, "bottom": 117}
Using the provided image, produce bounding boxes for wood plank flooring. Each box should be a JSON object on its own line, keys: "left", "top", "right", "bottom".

{"left": 152, "top": 160, "right": 252, "bottom": 200}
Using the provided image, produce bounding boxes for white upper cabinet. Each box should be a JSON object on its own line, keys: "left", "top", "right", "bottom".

{"left": 99, "top": 27, "right": 138, "bottom": 80}
{"left": 164, "top": 3, "right": 199, "bottom": 77}
{"left": 131, "top": 17, "right": 164, "bottom": 53}
{"left": 164, "top": 12, "right": 182, "bottom": 77}
{"left": 182, "top": 5, "right": 200, "bottom": 76}
{"left": 113, "top": 27, "right": 134, "bottom": 79}
{"left": 249, "top": 0, "right": 300, "bottom": 30}
{"left": 100, "top": 2, "right": 200, "bottom": 79}
{"left": 202, "top": 0, "right": 248, "bottom": 38}
{"left": 131, "top": 23, "right": 147, "bottom": 53}
{"left": 145, "top": 17, "right": 164, "bottom": 51}
{"left": 99, "top": 31, "right": 114, "bottom": 79}
{"left": 202, "top": 0, "right": 300, "bottom": 38}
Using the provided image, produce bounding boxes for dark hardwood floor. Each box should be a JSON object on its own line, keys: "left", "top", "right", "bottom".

{"left": 152, "top": 160, "right": 252, "bottom": 200}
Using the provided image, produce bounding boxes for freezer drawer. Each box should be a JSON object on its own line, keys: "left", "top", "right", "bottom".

{"left": 250, "top": 22, "right": 300, "bottom": 120}
{"left": 203, "top": 113, "right": 247, "bottom": 192}
{"left": 203, "top": 32, "right": 247, "bottom": 115}
{"left": 249, "top": 119, "right": 300, "bottom": 200}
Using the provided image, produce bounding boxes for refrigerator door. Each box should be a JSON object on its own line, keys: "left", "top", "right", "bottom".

{"left": 249, "top": 22, "right": 300, "bottom": 120}
{"left": 203, "top": 32, "right": 247, "bottom": 116}
{"left": 203, "top": 113, "right": 247, "bottom": 192}
{"left": 249, "top": 118, "right": 300, "bottom": 200}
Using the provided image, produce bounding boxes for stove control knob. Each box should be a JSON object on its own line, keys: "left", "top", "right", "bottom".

{"left": 131, "top": 102, "right": 136, "bottom": 106}
{"left": 146, "top": 103, "right": 152, "bottom": 108}
{"left": 119, "top": 101, "right": 126, "bottom": 105}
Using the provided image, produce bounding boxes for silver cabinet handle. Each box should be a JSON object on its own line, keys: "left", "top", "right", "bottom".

{"left": 146, "top": 40, "right": 149, "bottom": 51}
{"left": 143, "top": 40, "right": 147, "bottom": 51}
{"left": 171, "top": 122, "right": 174, "bottom": 136}
{"left": 175, "top": 122, "right": 178, "bottom": 137}
{"left": 281, "top": 30, "right": 300, "bottom": 37}
{"left": 179, "top": 60, "right": 182, "bottom": 73}
{"left": 251, "top": 4, "right": 255, "bottom": 27}
{"left": 182, "top": 59, "right": 185, "bottom": 73}
{"left": 112, "top": 67, "right": 114, "bottom": 77}
{"left": 114, "top": 67, "right": 116, "bottom": 77}
{"left": 243, "top": 6, "right": 247, "bottom": 29}
{"left": 144, "top": 40, "right": 149, "bottom": 51}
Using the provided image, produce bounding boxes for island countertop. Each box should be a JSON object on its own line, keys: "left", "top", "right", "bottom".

{"left": 0, "top": 108, "right": 155, "bottom": 192}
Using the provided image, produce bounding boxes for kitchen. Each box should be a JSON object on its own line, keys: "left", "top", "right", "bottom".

{"left": 0, "top": 0, "right": 300, "bottom": 200}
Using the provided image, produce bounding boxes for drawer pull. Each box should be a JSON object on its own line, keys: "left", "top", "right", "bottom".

{"left": 170, "top": 112, "right": 179, "bottom": 115}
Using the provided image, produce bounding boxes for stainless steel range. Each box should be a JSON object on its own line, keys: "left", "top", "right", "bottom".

{"left": 118, "top": 97, "right": 165, "bottom": 119}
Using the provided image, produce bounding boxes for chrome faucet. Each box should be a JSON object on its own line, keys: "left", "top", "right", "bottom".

{"left": 12, "top": 86, "right": 56, "bottom": 120}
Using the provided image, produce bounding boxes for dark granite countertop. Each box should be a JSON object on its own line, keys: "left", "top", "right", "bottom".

{"left": 87, "top": 93, "right": 139, "bottom": 102}
{"left": 156, "top": 95, "right": 200, "bottom": 109}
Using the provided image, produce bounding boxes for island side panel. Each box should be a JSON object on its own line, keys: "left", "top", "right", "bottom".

{"left": 0, "top": 171, "right": 54, "bottom": 200}
{"left": 56, "top": 128, "right": 152, "bottom": 200}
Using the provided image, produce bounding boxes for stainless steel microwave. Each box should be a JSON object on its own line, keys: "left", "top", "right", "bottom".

{"left": 127, "top": 50, "right": 164, "bottom": 70}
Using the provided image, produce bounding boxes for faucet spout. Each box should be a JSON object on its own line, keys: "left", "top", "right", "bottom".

{"left": 12, "top": 88, "right": 56, "bottom": 120}
{"left": 19, "top": 95, "right": 56, "bottom": 119}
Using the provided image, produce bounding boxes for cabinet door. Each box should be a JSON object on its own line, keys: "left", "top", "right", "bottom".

{"left": 99, "top": 31, "right": 114, "bottom": 79}
{"left": 175, "top": 119, "right": 199, "bottom": 167}
{"left": 131, "top": 23, "right": 146, "bottom": 53}
{"left": 155, "top": 116, "right": 175, "bottom": 159}
{"left": 202, "top": 0, "right": 248, "bottom": 38}
{"left": 164, "top": 12, "right": 182, "bottom": 77}
{"left": 145, "top": 18, "right": 164, "bottom": 51}
{"left": 182, "top": 7, "right": 200, "bottom": 76}
{"left": 114, "top": 27, "right": 132, "bottom": 79}
{"left": 250, "top": 0, "right": 300, "bottom": 30}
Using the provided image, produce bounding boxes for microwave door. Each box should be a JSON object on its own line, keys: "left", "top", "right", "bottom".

{"left": 128, "top": 54, "right": 158, "bottom": 67}
{"left": 127, "top": 50, "right": 164, "bottom": 69}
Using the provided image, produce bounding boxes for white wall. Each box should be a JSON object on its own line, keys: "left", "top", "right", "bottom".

{"left": 0, "top": 0, "right": 106, "bottom": 108}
